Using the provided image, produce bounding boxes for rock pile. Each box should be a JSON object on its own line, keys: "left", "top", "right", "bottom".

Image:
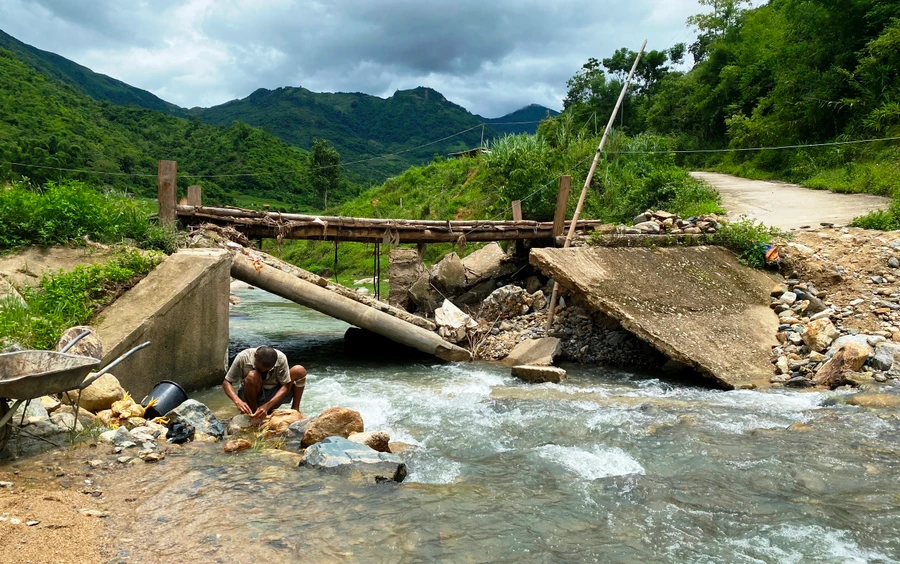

{"left": 769, "top": 278, "right": 900, "bottom": 388}
{"left": 625, "top": 210, "right": 723, "bottom": 235}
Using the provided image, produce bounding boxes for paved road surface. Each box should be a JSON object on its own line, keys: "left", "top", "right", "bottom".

{"left": 690, "top": 171, "right": 890, "bottom": 230}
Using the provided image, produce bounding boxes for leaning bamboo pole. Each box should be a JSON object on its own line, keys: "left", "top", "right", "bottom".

{"left": 545, "top": 40, "right": 648, "bottom": 331}
{"left": 231, "top": 253, "right": 472, "bottom": 362}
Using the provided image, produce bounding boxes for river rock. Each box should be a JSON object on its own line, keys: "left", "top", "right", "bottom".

{"left": 288, "top": 417, "right": 315, "bottom": 438}
{"left": 70, "top": 373, "right": 125, "bottom": 413}
{"left": 801, "top": 318, "right": 840, "bottom": 353}
{"left": 461, "top": 242, "right": 516, "bottom": 284}
{"left": 456, "top": 279, "right": 498, "bottom": 307}
{"left": 227, "top": 414, "right": 256, "bottom": 436}
{"left": 511, "top": 365, "right": 567, "bottom": 384}
{"left": 870, "top": 342, "right": 900, "bottom": 372}
{"left": 300, "top": 407, "right": 364, "bottom": 448}
{"left": 434, "top": 299, "right": 477, "bottom": 343}
{"left": 526, "top": 276, "right": 543, "bottom": 295}
{"left": 24, "top": 420, "right": 60, "bottom": 438}
{"left": 430, "top": 252, "right": 466, "bottom": 294}
{"left": 502, "top": 337, "right": 561, "bottom": 367}
{"left": 299, "top": 436, "right": 407, "bottom": 483}
{"left": 50, "top": 412, "right": 82, "bottom": 432}
{"left": 56, "top": 326, "right": 103, "bottom": 360}
{"left": 827, "top": 335, "right": 873, "bottom": 357}
{"left": 224, "top": 438, "right": 253, "bottom": 453}
{"left": 633, "top": 221, "right": 661, "bottom": 234}
{"left": 0, "top": 275, "right": 24, "bottom": 306}
{"left": 481, "top": 285, "right": 530, "bottom": 320}
{"left": 262, "top": 409, "right": 306, "bottom": 438}
{"left": 813, "top": 343, "right": 872, "bottom": 388}
{"left": 98, "top": 426, "right": 135, "bottom": 447}
{"left": 846, "top": 393, "right": 900, "bottom": 407}
{"left": 348, "top": 431, "right": 391, "bottom": 453}
{"left": 165, "top": 400, "right": 224, "bottom": 439}
{"left": 13, "top": 400, "right": 49, "bottom": 422}
{"left": 39, "top": 396, "right": 61, "bottom": 413}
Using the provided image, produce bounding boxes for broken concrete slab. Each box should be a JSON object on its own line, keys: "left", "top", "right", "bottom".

{"left": 502, "top": 337, "right": 561, "bottom": 367}
{"left": 388, "top": 248, "right": 423, "bottom": 310}
{"left": 530, "top": 246, "right": 780, "bottom": 389}
{"left": 511, "top": 365, "right": 567, "bottom": 384}
{"left": 462, "top": 242, "right": 517, "bottom": 284}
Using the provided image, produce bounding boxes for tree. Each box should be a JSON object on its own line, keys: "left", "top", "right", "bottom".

{"left": 308, "top": 138, "right": 341, "bottom": 211}
{"left": 687, "top": 0, "right": 749, "bottom": 61}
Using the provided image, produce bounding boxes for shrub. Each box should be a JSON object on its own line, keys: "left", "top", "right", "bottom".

{"left": 711, "top": 218, "right": 786, "bottom": 268}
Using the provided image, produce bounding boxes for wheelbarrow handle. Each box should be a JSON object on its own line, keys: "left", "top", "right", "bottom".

{"left": 59, "top": 330, "right": 92, "bottom": 354}
{"left": 79, "top": 341, "right": 151, "bottom": 390}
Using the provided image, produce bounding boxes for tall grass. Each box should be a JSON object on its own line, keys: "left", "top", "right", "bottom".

{"left": 0, "top": 250, "right": 162, "bottom": 349}
{"left": 0, "top": 180, "right": 177, "bottom": 252}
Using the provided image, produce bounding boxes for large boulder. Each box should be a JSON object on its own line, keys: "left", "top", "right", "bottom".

{"left": 165, "top": 400, "right": 225, "bottom": 439}
{"left": 503, "top": 337, "right": 561, "bottom": 367}
{"left": 68, "top": 373, "right": 125, "bottom": 413}
{"left": 299, "top": 436, "right": 407, "bottom": 483}
{"left": 511, "top": 365, "right": 567, "bottom": 384}
{"left": 461, "top": 243, "right": 516, "bottom": 285}
{"left": 348, "top": 431, "right": 391, "bottom": 453}
{"left": 801, "top": 319, "right": 840, "bottom": 353}
{"left": 301, "top": 407, "right": 364, "bottom": 448}
{"left": 56, "top": 326, "right": 103, "bottom": 360}
{"left": 387, "top": 248, "right": 424, "bottom": 310}
{"left": 870, "top": 342, "right": 900, "bottom": 372}
{"left": 827, "top": 335, "right": 872, "bottom": 357}
{"left": 262, "top": 409, "right": 306, "bottom": 438}
{"left": 813, "top": 343, "right": 872, "bottom": 388}
{"left": 227, "top": 414, "right": 257, "bottom": 436}
{"left": 455, "top": 280, "right": 498, "bottom": 307}
{"left": 408, "top": 273, "right": 441, "bottom": 315}
{"left": 434, "top": 299, "right": 477, "bottom": 344}
{"left": 430, "top": 252, "right": 466, "bottom": 294}
{"left": 480, "top": 285, "right": 531, "bottom": 320}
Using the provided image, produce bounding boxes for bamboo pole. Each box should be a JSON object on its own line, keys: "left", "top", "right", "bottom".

{"left": 157, "top": 160, "right": 177, "bottom": 225}
{"left": 545, "top": 40, "right": 647, "bottom": 331}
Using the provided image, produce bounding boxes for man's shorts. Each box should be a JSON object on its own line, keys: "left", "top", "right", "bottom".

{"left": 238, "top": 384, "right": 285, "bottom": 407}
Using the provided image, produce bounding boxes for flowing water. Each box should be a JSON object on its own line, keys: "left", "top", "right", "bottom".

{"left": 116, "top": 288, "right": 900, "bottom": 562}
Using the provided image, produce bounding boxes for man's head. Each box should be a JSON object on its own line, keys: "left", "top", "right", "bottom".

{"left": 254, "top": 346, "right": 278, "bottom": 373}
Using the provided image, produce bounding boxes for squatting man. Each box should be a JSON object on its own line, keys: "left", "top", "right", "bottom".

{"left": 222, "top": 346, "right": 307, "bottom": 419}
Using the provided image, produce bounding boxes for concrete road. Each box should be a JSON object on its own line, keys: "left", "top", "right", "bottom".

{"left": 690, "top": 171, "right": 890, "bottom": 230}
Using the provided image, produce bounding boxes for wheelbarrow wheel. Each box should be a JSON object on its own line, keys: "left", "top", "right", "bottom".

{"left": 0, "top": 400, "right": 9, "bottom": 453}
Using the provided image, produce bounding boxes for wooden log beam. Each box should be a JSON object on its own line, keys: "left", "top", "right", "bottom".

{"left": 157, "top": 160, "right": 177, "bottom": 225}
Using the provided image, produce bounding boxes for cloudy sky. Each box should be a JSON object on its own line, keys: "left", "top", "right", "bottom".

{"left": 1, "top": 0, "right": 705, "bottom": 117}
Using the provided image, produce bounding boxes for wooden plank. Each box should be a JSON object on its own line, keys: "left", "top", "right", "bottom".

{"left": 552, "top": 175, "right": 572, "bottom": 239}
{"left": 187, "top": 185, "right": 202, "bottom": 207}
{"left": 511, "top": 200, "right": 523, "bottom": 255}
{"left": 157, "top": 160, "right": 178, "bottom": 225}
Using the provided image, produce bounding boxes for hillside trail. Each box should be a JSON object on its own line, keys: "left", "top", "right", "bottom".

{"left": 690, "top": 171, "right": 890, "bottom": 231}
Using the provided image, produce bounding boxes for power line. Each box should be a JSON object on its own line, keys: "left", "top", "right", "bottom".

{"left": 609, "top": 136, "right": 900, "bottom": 155}
{"left": 0, "top": 162, "right": 157, "bottom": 177}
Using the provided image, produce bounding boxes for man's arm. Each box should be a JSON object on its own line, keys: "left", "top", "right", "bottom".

{"left": 253, "top": 382, "right": 293, "bottom": 418}
{"left": 223, "top": 379, "right": 252, "bottom": 415}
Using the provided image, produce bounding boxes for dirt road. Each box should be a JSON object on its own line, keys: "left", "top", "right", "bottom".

{"left": 690, "top": 171, "right": 890, "bottom": 230}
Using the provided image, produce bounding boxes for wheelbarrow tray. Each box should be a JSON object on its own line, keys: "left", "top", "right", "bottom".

{"left": 0, "top": 351, "right": 100, "bottom": 400}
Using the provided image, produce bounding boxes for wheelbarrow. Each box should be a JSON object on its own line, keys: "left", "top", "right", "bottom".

{"left": 0, "top": 331, "right": 150, "bottom": 452}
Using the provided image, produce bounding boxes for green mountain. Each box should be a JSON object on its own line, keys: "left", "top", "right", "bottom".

{"left": 0, "top": 29, "right": 184, "bottom": 116}
{"left": 485, "top": 104, "right": 560, "bottom": 135}
{"left": 193, "top": 86, "right": 491, "bottom": 181}
{"left": 0, "top": 47, "right": 343, "bottom": 210}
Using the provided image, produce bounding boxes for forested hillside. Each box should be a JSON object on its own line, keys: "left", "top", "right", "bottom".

{"left": 0, "top": 48, "right": 362, "bottom": 210}
{"left": 561, "top": 0, "right": 900, "bottom": 194}
{"left": 486, "top": 104, "right": 560, "bottom": 135}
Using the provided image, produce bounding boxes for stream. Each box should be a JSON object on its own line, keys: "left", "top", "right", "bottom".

{"left": 119, "top": 287, "right": 900, "bottom": 562}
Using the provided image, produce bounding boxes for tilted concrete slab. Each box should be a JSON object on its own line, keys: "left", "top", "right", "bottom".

{"left": 95, "top": 249, "right": 231, "bottom": 398}
{"left": 531, "top": 246, "right": 779, "bottom": 389}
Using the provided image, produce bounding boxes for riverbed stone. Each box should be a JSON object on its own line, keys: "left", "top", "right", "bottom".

{"left": 98, "top": 426, "right": 134, "bottom": 446}
{"left": 481, "top": 285, "right": 530, "bottom": 320}
{"left": 227, "top": 414, "right": 256, "bottom": 436}
{"left": 846, "top": 393, "right": 900, "bottom": 407}
{"left": 13, "top": 400, "right": 49, "bottom": 422}
{"left": 434, "top": 299, "right": 476, "bottom": 343}
{"left": 502, "top": 337, "right": 561, "bottom": 367}
{"left": 870, "top": 342, "right": 900, "bottom": 372}
{"left": 165, "top": 400, "right": 224, "bottom": 439}
{"left": 814, "top": 343, "right": 872, "bottom": 388}
{"left": 71, "top": 373, "right": 125, "bottom": 413}
{"left": 511, "top": 365, "right": 567, "bottom": 384}
{"left": 262, "top": 409, "right": 306, "bottom": 438}
{"left": 49, "top": 412, "right": 82, "bottom": 432}
{"left": 827, "top": 335, "right": 873, "bottom": 357}
{"left": 288, "top": 418, "right": 315, "bottom": 438}
{"left": 347, "top": 431, "right": 391, "bottom": 453}
{"left": 56, "top": 326, "right": 103, "bottom": 360}
{"left": 801, "top": 318, "right": 840, "bottom": 353}
{"left": 299, "top": 436, "right": 407, "bottom": 483}
{"left": 301, "top": 407, "right": 364, "bottom": 448}
{"left": 224, "top": 438, "right": 253, "bottom": 453}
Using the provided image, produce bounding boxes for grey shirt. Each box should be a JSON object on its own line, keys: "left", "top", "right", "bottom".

{"left": 225, "top": 348, "right": 298, "bottom": 390}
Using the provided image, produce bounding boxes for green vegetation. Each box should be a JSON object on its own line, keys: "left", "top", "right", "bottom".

{"left": 711, "top": 218, "right": 785, "bottom": 268}
{"left": 0, "top": 180, "right": 176, "bottom": 253}
{"left": 0, "top": 47, "right": 359, "bottom": 209}
{"left": 0, "top": 250, "right": 161, "bottom": 349}
{"left": 557, "top": 0, "right": 900, "bottom": 209}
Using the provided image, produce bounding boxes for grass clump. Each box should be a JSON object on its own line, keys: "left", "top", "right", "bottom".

{"left": 0, "top": 249, "right": 162, "bottom": 349}
{"left": 711, "top": 218, "right": 786, "bottom": 269}
{"left": 0, "top": 180, "right": 177, "bottom": 253}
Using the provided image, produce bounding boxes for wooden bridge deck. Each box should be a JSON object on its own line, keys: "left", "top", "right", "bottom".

{"left": 176, "top": 205, "right": 607, "bottom": 244}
